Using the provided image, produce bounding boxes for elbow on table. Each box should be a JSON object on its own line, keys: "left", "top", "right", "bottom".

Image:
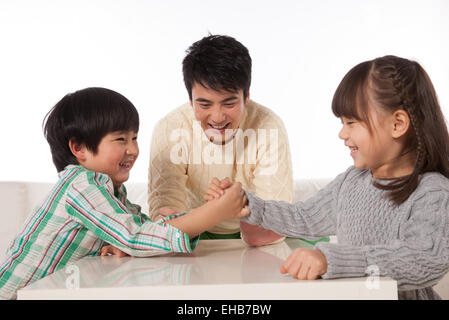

{"left": 241, "top": 233, "right": 286, "bottom": 247}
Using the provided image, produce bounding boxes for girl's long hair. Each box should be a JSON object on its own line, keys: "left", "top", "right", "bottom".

{"left": 332, "top": 55, "right": 449, "bottom": 205}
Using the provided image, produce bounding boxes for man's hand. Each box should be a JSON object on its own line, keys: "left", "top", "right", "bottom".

{"left": 100, "top": 245, "right": 129, "bottom": 258}
{"left": 280, "top": 248, "right": 327, "bottom": 280}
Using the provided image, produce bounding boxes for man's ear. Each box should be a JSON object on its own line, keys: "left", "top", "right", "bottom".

{"left": 391, "top": 109, "right": 411, "bottom": 139}
{"left": 245, "top": 91, "right": 250, "bottom": 105}
{"left": 68, "top": 138, "right": 87, "bottom": 161}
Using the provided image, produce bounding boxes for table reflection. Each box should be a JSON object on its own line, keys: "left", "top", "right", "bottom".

{"left": 26, "top": 238, "right": 312, "bottom": 290}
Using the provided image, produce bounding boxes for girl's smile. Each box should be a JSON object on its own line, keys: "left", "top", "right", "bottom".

{"left": 339, "top": 106, "right": 414, "bottom": 179}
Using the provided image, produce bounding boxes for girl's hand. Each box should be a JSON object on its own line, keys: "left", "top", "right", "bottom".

{"left": 280, "top": 248, "right": 327, "bottom": 280}
{"left": 204, "top": 177, "right": 231, "bottom": 201}
{"left": 100, "top": 245, "right": 129, "bottom": 258}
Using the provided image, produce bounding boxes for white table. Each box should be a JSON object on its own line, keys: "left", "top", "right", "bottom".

{"left": 18, "top": 238, "right": 397, "bottom": 300}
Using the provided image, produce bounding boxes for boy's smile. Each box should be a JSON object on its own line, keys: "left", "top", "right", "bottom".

{"left": 77, "top": 130, "right": 139, "bottom": 187}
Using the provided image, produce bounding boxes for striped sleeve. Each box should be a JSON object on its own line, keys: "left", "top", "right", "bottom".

{"left": 65, "top": 171, "right": 198, "bottom": 257}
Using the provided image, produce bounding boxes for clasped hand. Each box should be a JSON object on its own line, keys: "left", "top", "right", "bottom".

{"left": 205, "top": 177, "right": 328, "bottom": 280}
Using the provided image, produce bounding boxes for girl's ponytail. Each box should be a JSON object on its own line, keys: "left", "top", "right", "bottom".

{"left": 373, "top": 56, "right": 449, "bottom": 204}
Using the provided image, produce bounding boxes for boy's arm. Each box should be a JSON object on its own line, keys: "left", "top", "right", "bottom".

{"left": 167, "top": 183, "right": 249, "bottom": 236}
{"left": 66, "top": 172, "right": 197, "bottom": 257}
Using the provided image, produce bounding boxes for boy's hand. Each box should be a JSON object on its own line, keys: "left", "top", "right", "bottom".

{"left": 217, "top": 182, "right": 250, "bottom": 219}
{"left": 204, "top": 177, "right": 231, "bottom": 201}
{"left": 100, "top": 245, "right": 129, "bottom": 258}
{"left": 280, "top": 248, "right": 327, "bottom": 280}
{"left": 167, "top": 180, "right": 249, "bottom": 238}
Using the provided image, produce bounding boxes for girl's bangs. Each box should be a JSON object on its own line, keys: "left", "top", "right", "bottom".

{"left": 332, "top": 61, "right": 372, "bottom": 122}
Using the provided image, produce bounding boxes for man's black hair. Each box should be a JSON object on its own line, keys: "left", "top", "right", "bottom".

{"left": 182, "top": 34, "right": 252, "bottom": 100}
{"left": 43, "top": 87, "right": 139, "bottom": 172}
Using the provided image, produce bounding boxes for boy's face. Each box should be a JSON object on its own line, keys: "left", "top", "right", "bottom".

{"left": 80, "top": 131, "right": 139, "bottom": 187}
{"left": 191, "top": 82, "right": 249, "bottom": 144}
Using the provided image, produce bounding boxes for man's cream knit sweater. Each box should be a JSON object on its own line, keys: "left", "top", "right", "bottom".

{"left": 148, "top": 100, "right": 293, "bottom": 234}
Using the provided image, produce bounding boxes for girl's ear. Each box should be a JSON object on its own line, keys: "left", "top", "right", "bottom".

{"left": 68, "top": 138, "right": 87, "bottom": 161}
{"left": 391, "top": 110, "right": 411, "bottom": 139}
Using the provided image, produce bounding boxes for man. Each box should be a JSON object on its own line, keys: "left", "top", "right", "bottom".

{"left": 148, "top": 34, "right": 293, "bottom": 246}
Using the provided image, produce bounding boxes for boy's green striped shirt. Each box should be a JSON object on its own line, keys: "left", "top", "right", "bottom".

{"left": 0, "top": 165, "right": 198, "bottom": 300}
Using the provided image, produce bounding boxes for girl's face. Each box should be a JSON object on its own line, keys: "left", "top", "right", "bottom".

{"left": 338, "top": 101, "right": 414, "bottom": 178}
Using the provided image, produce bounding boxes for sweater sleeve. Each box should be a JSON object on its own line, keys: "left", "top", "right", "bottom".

{"left": 241, "top": 167, "right": 354, "bottom": 238}
{"left": 148, "top": 116, "right": 189, "bottom": 219}
{"left": 66, "top": 171, "right": 198, "bottom": 257}
{"left": 315, "top": 188, "right": 449, "bottom": 290}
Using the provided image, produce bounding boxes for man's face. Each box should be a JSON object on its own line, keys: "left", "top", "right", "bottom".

{"left": 191, "top": 82, "right": 249, "bottom": 144}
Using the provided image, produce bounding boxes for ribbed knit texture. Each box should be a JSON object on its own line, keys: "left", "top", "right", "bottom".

{"left": 242, "top": 166, "right": 449, "bottom": 300}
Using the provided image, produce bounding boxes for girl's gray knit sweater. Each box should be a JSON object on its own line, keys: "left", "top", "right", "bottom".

{"left": 242, "top": 166, "right": 449, "bottom": 300}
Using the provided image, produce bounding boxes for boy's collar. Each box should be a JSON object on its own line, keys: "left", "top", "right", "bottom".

{"left": 59, "top": 164, "right": 83, "bottom": 178}
{"left": 59, "top": 165, "right": 127, "bottom": 196}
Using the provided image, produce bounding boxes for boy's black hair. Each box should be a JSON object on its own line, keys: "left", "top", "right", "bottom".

{"left": 182, "top": 34, "right": 252, "bottom": 100}
{"left": 43, "top": 87, "right": 139, "bottom": 172}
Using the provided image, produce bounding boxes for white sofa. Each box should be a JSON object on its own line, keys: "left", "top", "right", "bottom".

{"left": 1, "top": 179, "right": 448, "bottom": 299}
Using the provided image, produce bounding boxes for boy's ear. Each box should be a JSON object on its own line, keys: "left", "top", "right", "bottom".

{"left": 391, "top": 110, "right": 411, "bottom": 139}
{"left": 68, "top": 138, "right": 87, "bottom": 161}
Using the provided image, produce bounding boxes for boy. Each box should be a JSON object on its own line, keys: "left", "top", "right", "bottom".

{"left": 0, "top": 87, "right": 249, "bottom": 299}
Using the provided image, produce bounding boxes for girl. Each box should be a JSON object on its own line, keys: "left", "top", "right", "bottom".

{"left": 207, "top": 55, "right": 449, "bottom": 300}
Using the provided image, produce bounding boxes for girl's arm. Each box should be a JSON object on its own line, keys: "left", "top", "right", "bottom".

{"left": 315, "top": 187, "right": 449, "bottom": 291}
{"left": 241, "top": 167, "right": 355, "bottom": 239}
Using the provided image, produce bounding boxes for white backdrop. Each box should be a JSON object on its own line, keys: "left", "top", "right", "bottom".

{"left": 1, "top": 0, "right": 448, "bottom": 183}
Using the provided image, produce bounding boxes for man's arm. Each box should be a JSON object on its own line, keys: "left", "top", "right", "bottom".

{"left": 148, "top": 117, "right": 189, "bottom": 219}
{"left": 241, "top": 116, "right": 294, "bottom": 246}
